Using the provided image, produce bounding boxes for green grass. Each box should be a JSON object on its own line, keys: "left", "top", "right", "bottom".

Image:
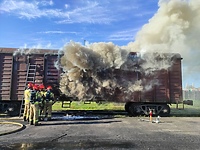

{"left": 170, "top": 99, "right": 200, "bottom": 117}
{"left": 52, "top": 100, "right": 200, "bottom": 117}
{"left": 52, "top": 101, "right": 124, "bottom": 111}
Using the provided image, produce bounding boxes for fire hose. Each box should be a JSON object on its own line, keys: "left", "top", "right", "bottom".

{"left": 0, "top": 121, "right": 25, "bottom": 136}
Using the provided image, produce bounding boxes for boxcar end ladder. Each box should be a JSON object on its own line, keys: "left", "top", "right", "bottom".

{"left": 19, "top": 64, "right": 37, "bottom": 117}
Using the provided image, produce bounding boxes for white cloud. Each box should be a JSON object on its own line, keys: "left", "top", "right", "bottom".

{"left": 0, "top": 0, "right": 140, "bottom": 24}
{"left": 20, "top": 42, "right": 54, "bottom": 49}
{"left": 56, "top": 1, "right": 114, "bottom": 24}
{"left": 38, "top": 31, "right": 78, "bottom": 34}
{"left": 0, "top": 0, "right": 38, "bottom": 13}
{"left": 37, "top": 0, "right": 54, "bottom": 6}
{"left": 0, "top": 0, "right": 57, "bottom": 19}
{"left": 108, "top": 28, "right": 140, "bottom": 41}
{"left": 65, "top": 4, "right": 69, "bottom": 9}
{"left": 134, "top": 10, "right": 155, "bottom": 17}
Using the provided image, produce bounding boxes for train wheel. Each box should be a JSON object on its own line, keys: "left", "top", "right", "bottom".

{"left": 125, "top": 102, "right": 131, "bottom": 112}
{"left": 134, "top": 105, "right": 142, "bottom": 115}
{"left": 128, "top": 103, "right": 142, "bottom": 116}
{"left": 0, "top": 103, "right": 3, "bottom": 113}
{"left": 125, "top": 102, "right": 132, "bottom": 116}
{"left": 128, "top": 103, "right": 135, "bottom": 116}
{"left": 7, "top": 103, "right": 20, "bottom": 116}
{"left": 159, "top": 104, "right": 170, "bottom": 116}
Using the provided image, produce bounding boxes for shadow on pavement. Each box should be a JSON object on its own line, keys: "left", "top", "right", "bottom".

{"left": 38, "top": 120, "right": 121, "bottom": 126}
{"left": 0, "top": 140, "right": 136, "bottom": 150}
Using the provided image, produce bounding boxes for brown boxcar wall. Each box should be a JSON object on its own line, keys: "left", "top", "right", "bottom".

{"left": 111, "top": 56, "right": 182, "bottom": 104}
{"left": 141, "top": 69, "right": 170, "bottom": 103}
{"left": 139, "top": 58, "right": 182, "bottom": 104}
{"left": 112, "top": 70, "right": 141, "bottom": 103}
{"left": 44, "top": 54, "right": 60, "bottom": 88}
{"left": 0, "top": 53, "right": 13, "bottom": 100}
{"left": 11, "top": 55, "right": 27, "bottom": 100}
{"left": 0, "top": 48, "right": 60, "bottom": 101}
{"left": 169, "top": 58, "right": 183, "bottom": 103}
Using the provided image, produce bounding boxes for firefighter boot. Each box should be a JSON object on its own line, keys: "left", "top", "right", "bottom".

{"left": 30, "top": 120, "right": 33, "bottom": 125}
{"left": 23, "top": 116, "right": 27, "bottom": 122}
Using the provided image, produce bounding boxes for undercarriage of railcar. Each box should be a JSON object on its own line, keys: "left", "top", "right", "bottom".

{"left": 125, "top": 102, "right": 171, "bottom": 117}
{"left": 0, "top": 101, "right": 21, "bottom": 116}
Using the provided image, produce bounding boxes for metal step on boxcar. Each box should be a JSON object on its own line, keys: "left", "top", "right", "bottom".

{"left": 61, "top": 101, "right": 72, "bottom": 108}
{"left": 19, "top": 64, "right": 37, "bottom": 118}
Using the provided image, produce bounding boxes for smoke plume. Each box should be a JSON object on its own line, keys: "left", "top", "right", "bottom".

{"left": 59, "top": 41, "right": 172, "bottom": 100}
{"left": 124, "top": 0, "right": 200, "bottom": 86}
{"left": 59, "top": 0, "right": 200, "bottom": 100}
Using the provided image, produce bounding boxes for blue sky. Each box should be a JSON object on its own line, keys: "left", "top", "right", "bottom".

{"left": 0, "top": 0, "right": 158, "bottom": 49}
{"left": 1, "top": 0, "right": 200, "bottom": 88}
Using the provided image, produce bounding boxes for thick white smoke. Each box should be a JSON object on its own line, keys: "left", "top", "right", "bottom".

{"left": 60, "top": 0, "right": 200, "bottom": 100}
{"left": 59, "top": 41, "right": 172, "bottom": 100}
{"left": 59, "top": 41, "right": 131, "bottom": 100}
{"left": 13, "top": 48, "right": 40, "bottom": 56}
{"left": 124, "top": 0, "right": 200, "bottom": 86}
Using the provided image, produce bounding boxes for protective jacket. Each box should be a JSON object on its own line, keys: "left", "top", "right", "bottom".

{"left": 44, "top": 91, "right": 54, "bottom": 102}
{"left": 30, "top": 90, "right": 42, "bottom": 104}
{"left": 24, "top": 89, "right": 31, "bottom": 103}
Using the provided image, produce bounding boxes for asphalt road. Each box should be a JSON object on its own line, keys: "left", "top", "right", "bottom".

{"left": 0, "top": 116, "right": 200, "bottom": 150}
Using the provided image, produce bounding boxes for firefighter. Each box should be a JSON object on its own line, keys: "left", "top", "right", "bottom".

{"left": 43, "top": 85, "right": 54, "bottom": 121}
{"left": 39, "top": 84, "right": 46, "bottom": 120}
{"left": 29, "top": 84, "right": 42, "bottom": 126}
{"left": 23, "top": 82, "right": 33, "bottom": 122}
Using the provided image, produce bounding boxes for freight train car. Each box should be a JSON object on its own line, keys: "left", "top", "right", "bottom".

{"left": 62, "top": 51, "right": 182, "bottom": 117}
{"left": 0, "top": 48, "right": 61, "bottom": 116}
{"left": 121, "top": 52, "right": 183, "bottom": 116}
{"left": 0, "top": 48, "right": 183, "bottom": 116}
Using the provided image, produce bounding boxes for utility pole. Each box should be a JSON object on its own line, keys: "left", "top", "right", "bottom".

{"left": 84, "top": 40, "right": 86, "bottom": 46}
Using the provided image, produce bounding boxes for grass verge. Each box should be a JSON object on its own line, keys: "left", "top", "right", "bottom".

{"left": 170, "top": 99, "right": 200, "bottom": 117}
{"left": 53, "top": 101, "right": 124, "bottom": 111}
{"left": 52, "top": 100, "right": 200, "bottom": 117}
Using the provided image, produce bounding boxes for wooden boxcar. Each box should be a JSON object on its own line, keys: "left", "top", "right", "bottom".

{"left": 0, "top": 48, "right": 183, "bottom": 116}
{"left": 121, "top": 52, "right": 183, "bottom": 116}
{"left": 79, "top": 52, "right": 183, "bottom": 116}
{"left": 0, "top": 48, "right": 60, "bottom": 116}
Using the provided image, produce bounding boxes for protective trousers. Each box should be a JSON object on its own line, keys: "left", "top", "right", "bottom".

{"left": 23, "top": 102, "right": 30, "bottom": 120}
{"left": 39, "top": 102, "right": 44, "bottom": 118}
{"left": 43, "top": 100, "right": 53, "bottom": 119}
{"left": 29, "top": 102, "right": 40, "bottom": 125}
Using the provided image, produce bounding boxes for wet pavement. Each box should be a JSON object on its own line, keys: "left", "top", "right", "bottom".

{"left": 1, "top": 140, "right": 136, "bottom": 150}
{"left": 0, "top": 123, "right": 20, "bottom": 134}
{"left": 0, "top": 116, "right": 200, "bottom": 150}
{"left": 0, "top": 114, "right": 103, "bottom": 135}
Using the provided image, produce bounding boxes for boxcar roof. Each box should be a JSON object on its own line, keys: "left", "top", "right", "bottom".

{"left": 0, "top": 47, "right": 59, "bottom": 54}
{"left": 0, "top": 47, "right": 182, "bottom": 59}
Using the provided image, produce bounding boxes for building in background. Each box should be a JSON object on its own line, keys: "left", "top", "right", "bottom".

{"left": 183, "top": 85, "right": 200, "bottom": 100}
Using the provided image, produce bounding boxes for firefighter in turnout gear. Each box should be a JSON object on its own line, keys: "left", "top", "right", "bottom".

{"left": 23, "top": 82, "right": 33, "bottom": 122}
{"left": 43, "top": 86, "right": 54, "bottom": 120}
{"left": 39, "top": 84, "right": 46, "bottom": 120}
{"left": 29, "top": 85, "right": 42, "bottom": 126}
